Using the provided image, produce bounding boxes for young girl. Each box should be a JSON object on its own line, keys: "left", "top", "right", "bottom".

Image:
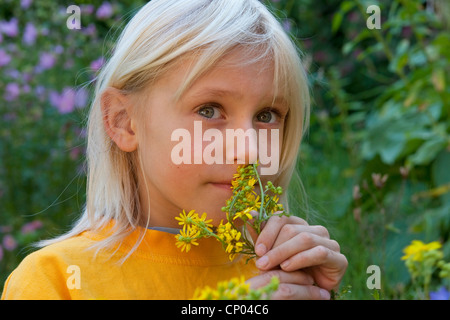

{"left": 2, "top": 0, "right": 347, "bottom": 300}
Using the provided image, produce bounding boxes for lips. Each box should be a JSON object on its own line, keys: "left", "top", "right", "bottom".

{"left": 209, "top": 181, "right": 232, "bottom": 190}
{"left": 214, "top": 181, "right": 232, "bottom": 185}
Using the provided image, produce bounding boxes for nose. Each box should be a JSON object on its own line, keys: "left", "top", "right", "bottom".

{"left": 224, "top": 119, "right": 258, "bottom": 165}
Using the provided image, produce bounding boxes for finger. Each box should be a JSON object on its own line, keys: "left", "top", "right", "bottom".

{"left": 256, "top": 232, "right": 339, "bottom": 271}
{"left": 246, "top": 270, "right": 330, "bottom": 300}
{"left": 280, "top": 247, "right": 348, "bottom": 291}
{"left": 255, "top": 214, "right": 308, "bottom": 257}
{"left": 280, "top": 245, "right": 347, "bottom": 273}
{"left": 256, "top": 233, "right": 340, "bottom": 271}
{"left": 272, "top": 224, "right": 332, "bottom": 249}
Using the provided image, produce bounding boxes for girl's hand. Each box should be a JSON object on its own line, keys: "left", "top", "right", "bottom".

{"left": 251, "top": 213, "right": 348, "bottom": 294}
{"left": 246, "top": 269, "right": 331, "bottom": 300}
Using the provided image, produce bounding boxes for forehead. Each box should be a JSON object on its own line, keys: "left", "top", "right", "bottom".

{"left": 174, "top": 49, "right": 282, "bottom": 102}
{"left": 190, "top": 57, "right": 273, "bottom": 93}
{"left": 136, "top": 46, "right": 290, "bottom": 110}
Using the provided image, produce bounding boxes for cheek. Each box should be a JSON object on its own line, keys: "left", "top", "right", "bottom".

{"left": 140, "top": 127, "right": 204, "bottom": 190}
{"left": 142, "top": 142, "right": 189, "bottom": 186}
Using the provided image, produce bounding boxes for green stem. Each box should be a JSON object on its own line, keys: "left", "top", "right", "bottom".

{"left": 253, "top": 163, "right": 265, "bottom": 222}
{"left": 228, "top": 189, "right": 244, "bottom": 214}
{"left": 191, "top": 221, "right": 225, "bottom": 246}
{"left": 355, "top": 0, "right": 406, "bottom": 80}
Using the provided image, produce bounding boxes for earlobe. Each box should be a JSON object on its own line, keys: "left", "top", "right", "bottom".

{"left": 101, "top": 87, "right": 138, "bottom": 152}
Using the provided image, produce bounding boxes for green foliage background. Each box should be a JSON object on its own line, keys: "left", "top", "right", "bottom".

{"left": 0, "top": 0, "right": 449, "bottom": 299}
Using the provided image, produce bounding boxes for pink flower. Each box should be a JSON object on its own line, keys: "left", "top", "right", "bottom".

{"left": 0, "top": 18, "right": 19, "bottom": 37}
{"left": 96, "top": 2, "right": 113, "bottom": 19}
{"left": 6, "top": 69, "right": 20, "bottom": 79}
{"left": 70, "top": 146, "right": 83, "bottom": 160}
{"left": 35, "top": 85, "right": 46, "bottom": 100}
{"left": 54, "top": 45, "right": 64, "bottom": 54}
{"left": 49, "top": 90, "right": 60, "bottom": 107}
{"left": 90, "top": 57, "right": 104, "bottom": 71}
{"left": 75, "top": 87, "right": 89, "bottom": 108}
{"left": 83, "top": 23, "right": 97, "bottom": 36}
{"left": 21, "top": 220, "right": 43, "bottom": 234}
{"left": 21, "top": 0, "right": 33, "bottom": 9}
{"left": 0, "top": 49, "right": 11, "bottom": 66}
{"left": 82, "top": 4, "right": 95, "bottom": 15}
{"left": 38, "top": 52, "right": 56, "bottom": 70}
{"left": 282, "top": 19, "right": 292, "bottom": 33}
{"left": 50, "top": 87, "right": 76, "bottom": 114}
{"left": 23, "top": 22, "right": 38, "bottom": 46}
{"left": 3, "top": 234, "right": 17, "bottom": 251}
{"left": 4, "top": 83, "right": 20, "bottom": 101}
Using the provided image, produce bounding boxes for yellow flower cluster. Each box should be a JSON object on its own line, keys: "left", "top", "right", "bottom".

{"left": 175, "top": 209, "right": 213, "bottom": 253}
{"left": 193, "top": 276, "right": 250, "bottom": 300}
{"left": 401, "top": 240, "right": 442, "bottom": 262}
{"left": 401, "top": 239, "right": 450, "bottom": 299}
{"left": 192, "top": 276, "right": 279, "bottom": 300}
{"left": 216, "top": 221, "right": 244, "bottom": 260}
{"left": 175, "top": 162, "right": 288, "bottom": 261}
{"left": 224, "top": 164, "right": 284, "bottom": 233}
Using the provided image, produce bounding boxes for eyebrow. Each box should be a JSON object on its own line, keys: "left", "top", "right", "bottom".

{"left": 187, "top": 87, "right": 289, "bottom": 111}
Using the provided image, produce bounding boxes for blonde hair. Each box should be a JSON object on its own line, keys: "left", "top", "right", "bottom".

{"left": 39, "top": 0, "right": 310, "bottom": 260}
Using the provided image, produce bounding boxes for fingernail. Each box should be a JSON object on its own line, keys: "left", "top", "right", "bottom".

{"left": 256, "top": 255, "right": 269, "bottom": 269}
{"left": 255, "top": 244, "right": 267, "bottom": 256}
{"left": 280, "top": 259, "right": 289, "bottom": 269}
{"left": 320, "top": 289, "right": 330, "bottom": 300}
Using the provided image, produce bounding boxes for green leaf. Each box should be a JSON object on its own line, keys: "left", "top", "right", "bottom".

{"left": 407, "top": 136, "right": 447, "bottom": 166}
{"left": 332, "top": 1, "right": 355, "bottom": 33}
{"left": 332, "top": 12, "right": 343, "bottom": 34}
{"left": 432, "top": 151, "right": 450, "bottom": 205}
{"left": 361, "top": 126, "right": 406, "bottom": 164}
{"left": 342, "top": 30, "right": 372, "bottom": 56}
{"left": 361, "top": 109, "right": 437, "bottom": 164}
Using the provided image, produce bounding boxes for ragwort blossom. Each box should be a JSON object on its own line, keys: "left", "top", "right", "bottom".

{"left": 175, "top": 162, "right": 288, "bottom": 261}
{"left": 401, "top": 240, "right": 442, "bottom": 262}
{"left": 192, "top": 275, "right": 279, "bottom": 300}
{"left": 402, "top": 239, "right": 450, "bottom": 299}
{"left": 175, "top": 209, "right": 213, "bottom": 253}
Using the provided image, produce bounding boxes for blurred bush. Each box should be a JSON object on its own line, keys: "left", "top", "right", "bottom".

{"left": 266, "top": 0, "right": 450, "bottom": 298}
{"left": 0, "top": 0, "right": 146, "bottom": 285}
{"left": 1, "top": 0, "right": 449, "bottom": 299}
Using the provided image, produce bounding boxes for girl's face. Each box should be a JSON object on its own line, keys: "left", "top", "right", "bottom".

{"left": 134, "top": 50, "right": 288, "bottom": 227}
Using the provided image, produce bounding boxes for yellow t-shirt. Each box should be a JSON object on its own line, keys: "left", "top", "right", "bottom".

{"left": 1, "top": 222, "right": 258, "bottom": 300}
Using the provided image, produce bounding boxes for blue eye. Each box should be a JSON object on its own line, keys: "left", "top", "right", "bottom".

{"left": 197, "top": 104, "right": 221, "bottom": 119}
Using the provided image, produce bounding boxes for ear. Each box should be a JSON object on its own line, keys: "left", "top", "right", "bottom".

{"left": 101, "top": 87, "right": 138, "bottom": 152}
